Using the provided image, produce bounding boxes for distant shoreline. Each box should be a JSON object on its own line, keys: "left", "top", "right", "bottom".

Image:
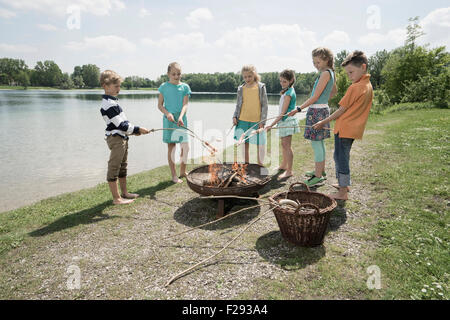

{"left": 0, "top": 86, "right": 158, "bottom": 91}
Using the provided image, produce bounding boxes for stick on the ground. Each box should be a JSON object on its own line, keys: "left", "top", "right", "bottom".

{"left": 164, "top": 207, "right": 275, "bottom": 287}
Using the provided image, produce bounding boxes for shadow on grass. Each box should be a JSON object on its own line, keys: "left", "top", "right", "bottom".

{"left": 258, "top": 171, "right": 288, "bottom": 196}
{"left": 255, "top": 231, "right": 326, "bottom": 270}
{"left": 173, "top": 197, "right": 260, "bottom": 230}
{"left": 134, "top": 180, "right": 175, "bottom": 199}
{"left": 328, "top": 201, "right": 347, "bottom": 231}
{"left": 28, "top": 201, "right": 117, "bottom": 237}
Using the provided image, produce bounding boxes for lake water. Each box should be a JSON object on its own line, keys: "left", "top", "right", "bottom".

{"left": 0, "top": 89, "right": 307, "bottom": 213}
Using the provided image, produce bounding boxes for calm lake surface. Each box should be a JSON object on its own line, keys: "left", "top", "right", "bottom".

{"left": 0, "top": 89, "right": 307, "bottom": 213}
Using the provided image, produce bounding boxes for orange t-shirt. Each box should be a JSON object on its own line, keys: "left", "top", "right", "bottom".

{"left": 335, "top": 74, "right": 373, "bottom": 140}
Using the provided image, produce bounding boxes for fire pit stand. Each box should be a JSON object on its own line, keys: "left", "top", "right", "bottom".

{"left": 186, "top": 163, "right": 271, "bottom": 218}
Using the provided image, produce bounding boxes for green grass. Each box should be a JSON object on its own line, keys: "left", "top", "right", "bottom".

{"left": 362, "top": 110, "right": 449, "bottom": 299}
{"left": 0, "top": 107, "right": 448, "bottom": 299}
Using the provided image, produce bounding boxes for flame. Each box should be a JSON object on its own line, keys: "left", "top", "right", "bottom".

{"left": 208, "top": 163, "right": 221, "bottom": 185}
{"left": 232, "top": 162, "right": 248, "bottom": 183}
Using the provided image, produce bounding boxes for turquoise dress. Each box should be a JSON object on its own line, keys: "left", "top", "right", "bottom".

{"left": 158, "top": 82, "right": 191, "bottom": 143}
{"left": 277, "top": 87, "right": 300, "bottom": 138}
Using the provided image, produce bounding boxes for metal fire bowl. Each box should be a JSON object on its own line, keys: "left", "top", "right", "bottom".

{"left": 186, "top": 163, "right": 271, "bottom": 197}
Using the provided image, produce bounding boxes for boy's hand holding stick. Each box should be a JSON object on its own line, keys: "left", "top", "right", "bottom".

{"left": 134, "top": 127, "right": 151, "bottom": 136}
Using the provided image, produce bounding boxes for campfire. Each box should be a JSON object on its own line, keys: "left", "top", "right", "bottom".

{"left": 205, "top": 162, "right": 250, "bottom": 188}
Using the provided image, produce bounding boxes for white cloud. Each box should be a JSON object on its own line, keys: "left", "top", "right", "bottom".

{"left": 160, "top": 21, "right": 175, "bottom": 29}
{"left": 0, "top": 0, "right": 125, "bottom": 16}
{"left": 322, "top": 30, "right": 350, "bottom": 47}
{"left": 0, "top": 7, "right": 16, "bottom": 18}
{"left": 186, "top": 8, "right": 213, "bottom": 28}
{"left": 420, "top": 7, "right": 450, "bottom": 48}
{"left": 139, "top": 8, "right": 150, "bottom": 18}
{"left": 141, "top": 32, "right": 207, "bottom": 50}
{"left": 37, "top": 23, "right": 58, "bottom": 31}
{"left": 65, "top": 35, "right": 136, "bottom": 53}
{"left": 215, "top": 24, "right": 317, "bottom": 52}
{"left": 213, "top": 24, "right": 319, "bottom": 72}
{"left": 0, "top": 43, "right": 37, "bottom": 53}
{"left": 358, "top": 28, "right": 406, "bottom": 47}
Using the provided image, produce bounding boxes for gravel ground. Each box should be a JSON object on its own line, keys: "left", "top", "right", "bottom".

{"left": 1, "top": 139, "right": 379, "bottom": 300}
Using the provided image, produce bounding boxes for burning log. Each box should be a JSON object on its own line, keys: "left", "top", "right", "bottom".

{"left": 203, "top": 162, "right": 256, "bottom": 188}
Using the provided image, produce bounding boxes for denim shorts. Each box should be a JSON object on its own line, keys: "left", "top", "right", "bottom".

{"left": 334, "top": 133, "right": 354, "bottom": 187}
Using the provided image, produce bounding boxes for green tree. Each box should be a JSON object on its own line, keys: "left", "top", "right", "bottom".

{"left": 71, "top": 66, "right": 84, "bottom": 88}
{"left": 0, "top": 58, "right": 29, "bottom": 85}
{"left": 32, "top": 60, "right": 63, "bottom": 87}
{"left": 16, "top": 70, "right": 30, "bottom": 88}
{"left": 329, "top": 67, "right": 351, "bottom": 108}
{"left": 59, "top": 73, "right": 74, "bottom": 89}
{"left": 72, "top": 75, "right": 84, "bottom": 88}
{"left": 335, "top": 50, "right": 350, "bottom": 68}
{"left": 81, "top": 64, "right": 100, "bottom": 88}
{"left": 368, "top": 50, "right": 390, "bottom": 89}
{"left": 405, "top": 16, "right": 425, "bottom": 51}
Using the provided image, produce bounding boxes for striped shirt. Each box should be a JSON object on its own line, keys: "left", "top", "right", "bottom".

{"left": 100, "top": 95, "right": 140, "bottom": 139}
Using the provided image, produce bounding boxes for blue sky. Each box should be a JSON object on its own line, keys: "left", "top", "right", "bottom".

{"left": 0, "top": 0, "right": 449, "bottom": 79}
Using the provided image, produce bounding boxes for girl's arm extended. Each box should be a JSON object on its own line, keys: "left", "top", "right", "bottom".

{"left": 267, "top": 95, "right": 291, "bottom": 130}
{"left": 313, "top": 106, "right": 347, "bottom": 130}
{"left": 178, "top": 95, "right": 189, "bottom": 127}
{"left": 158, "top": 93, "right": 175, "bottom": 122}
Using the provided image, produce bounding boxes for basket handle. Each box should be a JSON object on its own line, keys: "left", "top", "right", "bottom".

{"left": 294, "top": 202, "right": 320, "bottom": 216}
{"left": 289, "top": 182, "right": 311, "bottom": 193}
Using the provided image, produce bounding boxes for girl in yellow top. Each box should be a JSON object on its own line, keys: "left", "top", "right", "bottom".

{"left": 233, "top": 65, "right": 268, "bottom": 165}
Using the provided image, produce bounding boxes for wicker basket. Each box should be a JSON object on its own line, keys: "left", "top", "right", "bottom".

{"left": 269, "top": 182, "right": 337, "bottom": 247}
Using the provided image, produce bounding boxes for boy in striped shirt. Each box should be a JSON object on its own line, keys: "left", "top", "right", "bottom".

{"left": 100, "top": 70, "right": 150, "bottom": 205}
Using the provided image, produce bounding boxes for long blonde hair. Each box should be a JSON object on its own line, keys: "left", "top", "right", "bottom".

{"left": 241, "top": 65, "right": 261, "bottom": 82}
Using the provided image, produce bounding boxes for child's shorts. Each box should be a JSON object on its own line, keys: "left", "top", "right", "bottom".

{"left": 163, "top": 112, "right": 189, "bottom": 144}
{"left": 234, "top": 119, "right": 266, "bottom": 145}
{"left": 106, "top": 135, "right": 128, "bottom": 182}
{"left": 304, "top": 105, "right": 331, "bottom": 141}
{"left": 277, "top": 116, "right": 299, "bottom": 138}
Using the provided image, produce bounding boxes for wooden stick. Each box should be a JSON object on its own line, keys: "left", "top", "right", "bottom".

{"left": 226, "top": 124, "right": 236, "bottom": 137}
{"left": 163, "top": 203, "right": 264, "bottom": 240}
{"left": 164, "top": 207, "right": 275, "bottom": 287}
{"left": 223, "top": 172, "right": 238, "bottom": 188}
{"left": 238, "top": 124, "right": 333, "bottom": 145}
{"left": 200, "top": 195, "right": 271, "bottom": 202}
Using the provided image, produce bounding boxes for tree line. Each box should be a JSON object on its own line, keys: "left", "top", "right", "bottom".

{"left": 1, "top": 17, "right": 448, "bottom": 107}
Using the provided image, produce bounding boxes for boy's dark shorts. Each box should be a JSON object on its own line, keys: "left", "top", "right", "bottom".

{"left": 106, "top": 135, "right": 128, "bottom": 182}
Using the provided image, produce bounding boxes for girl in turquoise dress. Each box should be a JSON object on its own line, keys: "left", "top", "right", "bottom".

{"left": 157, "top": 62, "right": 191, "bottom": 184}
{"left": 266, "top": 69, "right": 299, "bottom": 179}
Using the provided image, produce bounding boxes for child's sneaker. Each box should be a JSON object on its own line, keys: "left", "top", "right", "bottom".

{"left": 304, "top": 175, "right": 325, "bottom": 187}
{"left": 305, "top": 171, "right": 327, "bottom": 179}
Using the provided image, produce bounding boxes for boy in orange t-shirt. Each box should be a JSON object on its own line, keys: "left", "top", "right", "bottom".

{"left": 314, "top": 51, "right": 373, "bottom": 200}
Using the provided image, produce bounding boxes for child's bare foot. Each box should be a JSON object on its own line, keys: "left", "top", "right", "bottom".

{"left": 121, "top": 193, "right": 139, "bottom": 199}
{"left": 113, "top": 198, "right": 134, "bottom": 205}
{"left": 331, "top": 184, "right": 351, "bottom": 192}
{"left": 275, "top": 166, "right": 287, "bottom": 171}
{"left": 279, "top": 171, "right": 293, "bottom": 179}
{"left": 329, "top": 192, "right": 348, "bottom": 201}
{"left": 172, "top": 177, "right": 183, "bottom": 184}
